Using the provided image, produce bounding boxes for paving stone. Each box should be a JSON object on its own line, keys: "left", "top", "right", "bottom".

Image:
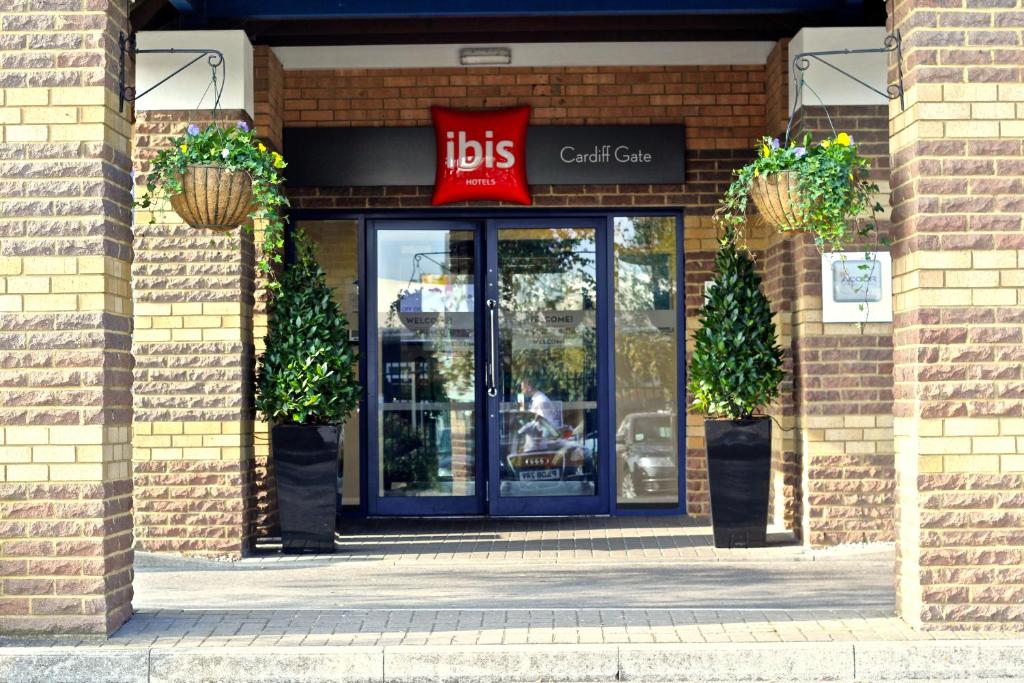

{"left": 149, "top": 647, "right": 383, "bottom": 683}
{"left": 0, "top": 648, "right": 148, "bottom": 683}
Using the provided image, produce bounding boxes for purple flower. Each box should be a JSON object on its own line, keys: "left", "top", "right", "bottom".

{"left": 848, "top": 135, "right": 855, "bottom": 146}
{"left": 236, "top": 121, "right": 249, "bottom": 132}
{"left": 793, "top": 146, "right": 806, "bottom": 158}
{"left": 770, "top": 138, "right": 781, "bottom": 151}
{"left": 186, "top": 124, "right": 200, "bottom": 136}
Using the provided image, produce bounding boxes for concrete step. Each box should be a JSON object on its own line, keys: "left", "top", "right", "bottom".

{"left": 2, "top": 640, "right": 1023, "bottom": 683}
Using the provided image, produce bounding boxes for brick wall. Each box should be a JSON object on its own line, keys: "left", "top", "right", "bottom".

{"left": 282, "top": 65, "right": 766, "bottom": 149}
{"left": 131, "top": 110, "right": 259, "bottom": 558}
{"left": 765, "top": 38, "right": 791, "bottom": 137}
{"left": 254, "top": 46, "right": 284, "bottom": 154}
{"left": 785, "top": 105, "right": 896, "bottom": 546}
{"left": 0, "top": 1, "right": 135, "bottom": 634}
{"left": 889, "top": 0, "right": 1024, "bottom": 630}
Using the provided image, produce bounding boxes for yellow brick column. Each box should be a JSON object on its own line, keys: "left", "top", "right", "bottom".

{"left": 132, "top": 110, "right": 258, "bottom": 558}
{"left": 0, "top": 1, "right": 134, "bottom": 634}
{"left": 890, "top": 0, "right": 1024, "bottom": 629}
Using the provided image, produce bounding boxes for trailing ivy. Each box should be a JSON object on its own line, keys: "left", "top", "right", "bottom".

{"left": 134, "top": 121, "right": 288, "bottom": 282}
{"left": 718, "top": 132, "right": 883, "bottom": 252}
{"left": 688, "top": 234, "right": 784, "bottom": 420}
{"left": 255, "top": 233, "right": 360, "bottom": 426}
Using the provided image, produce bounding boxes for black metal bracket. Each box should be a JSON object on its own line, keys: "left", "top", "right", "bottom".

{"left": 118, "top": 30, "right": 226, "bottom": 113}
{"left": 791, "top": 30, "right": 905, "bottom": 111}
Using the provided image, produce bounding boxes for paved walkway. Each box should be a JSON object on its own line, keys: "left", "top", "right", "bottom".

{"left": 3, "top": 519, "right": 1023, "bottom": 681}
{"left": 1, "top": 516, "right": 940, "bottom": 648}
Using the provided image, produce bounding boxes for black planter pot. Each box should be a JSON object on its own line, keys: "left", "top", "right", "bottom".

{"left": 271, "top": 424, "right": 339, "bottom": 554}
{"left": 705, "top": 417, "right": 771, "bottom": 549}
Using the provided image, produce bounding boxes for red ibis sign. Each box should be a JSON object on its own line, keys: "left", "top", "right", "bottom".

{"left": 430, "top": 105, "right": 531, "bottom": 206}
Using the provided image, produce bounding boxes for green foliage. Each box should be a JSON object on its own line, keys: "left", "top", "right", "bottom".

{"left": 134, "top": 121, "right": 288, "bottom": 280}
{"left": 718, "top": 132, "right": 884, "bottom": 252}
{"left": 381, "top": 414, "right": 439, "bottom": 491}
{"left": 688, "top": 238, "right": 784, "bottom": 420}
{"left": 255, "top": 234, "right": 360, "bottom": 425}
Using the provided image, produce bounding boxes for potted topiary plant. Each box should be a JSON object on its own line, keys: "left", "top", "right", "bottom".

{"left": 688, "top": 232, "right": 784, "bottom": 549}
{"left": 135, "top": 121, "right": 288, "bottom": 278}
{"left": 718, "top": 132, "right": 882, "bottom": 253}
{"left": 255, "top": 232, "right": 360, "bottom": 553}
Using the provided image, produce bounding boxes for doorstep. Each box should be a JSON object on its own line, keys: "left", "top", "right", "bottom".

{"left": 2, "top": 640, "right": 1024, "bottom": 683}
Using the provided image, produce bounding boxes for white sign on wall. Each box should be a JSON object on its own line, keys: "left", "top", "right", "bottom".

{"left": 821, "top": 252, "right": 892, "bottom": 323}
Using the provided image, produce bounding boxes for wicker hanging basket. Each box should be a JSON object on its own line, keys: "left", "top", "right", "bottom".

{"left": 749, "top": 170, "right": 809, "bottom": 232}
{"left": 169, "top": 164, "right": 254, "bottom": 233}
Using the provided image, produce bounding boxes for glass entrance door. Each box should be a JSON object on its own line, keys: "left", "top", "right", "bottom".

{"left": 368, "top": 218, "right": 610, "bottom": 517}
{"left": 485, "top": 221, "right": 609, "bottom": 516}
{"left": 368, "top": 222, "right": 485, "bottom": 515}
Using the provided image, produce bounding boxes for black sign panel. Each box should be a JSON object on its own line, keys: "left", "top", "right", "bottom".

{"left": 284, "top": 124, "right": 685, "bottom": 187}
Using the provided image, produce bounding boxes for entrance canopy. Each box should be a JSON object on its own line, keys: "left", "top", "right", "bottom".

{"left": 135, "top": 0, "right": 883, "bottom": 43}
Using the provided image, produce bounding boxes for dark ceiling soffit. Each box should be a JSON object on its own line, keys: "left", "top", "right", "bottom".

{"left": 201, "top": 0, "right": 852, "bottom": 20}
{"left": 206, "top": 13, "right": 854, "bottom": 46}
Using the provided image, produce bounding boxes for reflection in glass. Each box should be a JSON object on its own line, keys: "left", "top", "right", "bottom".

{"left": 301, "top": 220, "right": 361, "bottom": 506}
{"left": 497, "top": 228, "right": 598, "bottom": 498}
{"left": 377, "top": 229, "right": 476, "bottom": 496}
{"left": 613, "top": 217, "right": 680, "bottom": 507}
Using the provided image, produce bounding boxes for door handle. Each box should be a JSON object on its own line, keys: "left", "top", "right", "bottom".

{"left": 486, "top": 298, "right": 498, "bottom": 397}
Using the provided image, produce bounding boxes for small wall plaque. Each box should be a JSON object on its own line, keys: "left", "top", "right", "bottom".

{"left": 821, "top": 252, "right": 892, "bottom": 323}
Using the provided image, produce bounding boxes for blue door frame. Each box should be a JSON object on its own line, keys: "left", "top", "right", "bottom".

{"left": 484, "top": 217, "right": 610, "bottom": 516}
{"left": 287, "top": 208, "right": 687, "bottom": 517}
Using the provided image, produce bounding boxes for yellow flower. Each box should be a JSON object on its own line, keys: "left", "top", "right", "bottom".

{"left": 258, "top": 142, "right": 267, "bottom": 153}
{"left": 820, "top": 139, "right": 831, "bottom": 149}
{"left": 271, "top": 151, "right": 285, "bottom": 169}
{"left": 760, "top": 144, "right": 770, "bottom": 158}
{"left": 754, "top": 169, "right": 759, "bottom": 177}
{"left": 180, "top": 144, "right": 188, "bottom": 153}
{"left": 835, "top": 132, "right": 851, "bottom": 147}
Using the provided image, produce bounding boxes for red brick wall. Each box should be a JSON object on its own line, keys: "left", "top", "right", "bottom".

{"left": 282, "top": 65, "right": 766, "bottom": 148}
{"left": 254, "top": 46, "right": 284, "bottom": 153}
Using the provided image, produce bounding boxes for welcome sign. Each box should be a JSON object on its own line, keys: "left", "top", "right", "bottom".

{"left": 284, "top": 120, "right": 686, "bottom": 190}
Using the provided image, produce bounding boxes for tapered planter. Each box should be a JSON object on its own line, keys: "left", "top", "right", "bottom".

{"left": 705, "top": 417, "right": 771, "bottom": 549}
{"left": 271, "top": 424, "right": 339, "bottom": 553}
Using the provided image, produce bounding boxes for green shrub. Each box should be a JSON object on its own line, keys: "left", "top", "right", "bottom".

{"left": 255, "top": 233, "right": 360, "bottom": 425}
{"left": 688, "top": 237, "right": 784, "bottom": 420}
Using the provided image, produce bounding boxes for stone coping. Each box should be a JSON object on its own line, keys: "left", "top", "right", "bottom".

{"left": 2, "top": 641, "right": 1024, "bottom": 682}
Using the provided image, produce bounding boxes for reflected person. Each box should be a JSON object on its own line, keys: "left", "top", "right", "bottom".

{"left": 520, "top": 377, "right": 558, "bottom": 426}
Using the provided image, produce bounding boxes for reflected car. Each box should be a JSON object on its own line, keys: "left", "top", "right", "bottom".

{"left": 500, "top": 410, "right": 594, "bottom": 484}
{"left": 617, "top": 412, "right": 678, "bottom": 499}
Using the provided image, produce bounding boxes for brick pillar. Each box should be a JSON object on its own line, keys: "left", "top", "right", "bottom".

{"left": 761, "top": 39, "right": 800, "bottom": 535}
{"left": 251, "top": 45, "right": 284, "bottom": 540}
{"left": 761, "top": 29, "right": 899, "bottom": 546}
{"left": 131, "top": 110, "right": 257, "bottom": 558}
{"left": 889, "top": 0, "right": 1024, "bottom": 629}
{"left": 0, "top": 1, "right": 134, "bottom": 634}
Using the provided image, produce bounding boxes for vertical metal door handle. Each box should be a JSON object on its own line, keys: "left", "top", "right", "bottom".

{"left": 486, "top": 298, "right": 498, "bottom": 397}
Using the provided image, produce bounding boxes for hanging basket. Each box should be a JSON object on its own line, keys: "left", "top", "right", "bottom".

{"left": 169, "top": 164, "right": 253, "bottom": 233}
{"left": 749, "top": 170, "right": 809, "bottom": 232}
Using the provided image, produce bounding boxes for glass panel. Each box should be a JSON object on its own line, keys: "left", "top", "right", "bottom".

{"left": 377, "top": 229, "right": 477, "bottom": 497}
{"left": 497, "top": 227, "right": 598, "bottom": 498}
{"left": 613, "top": 217, "right": 680, "bottom": 507}
{"left": 299, "top": 220, "right": 361, "bottom": 506}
